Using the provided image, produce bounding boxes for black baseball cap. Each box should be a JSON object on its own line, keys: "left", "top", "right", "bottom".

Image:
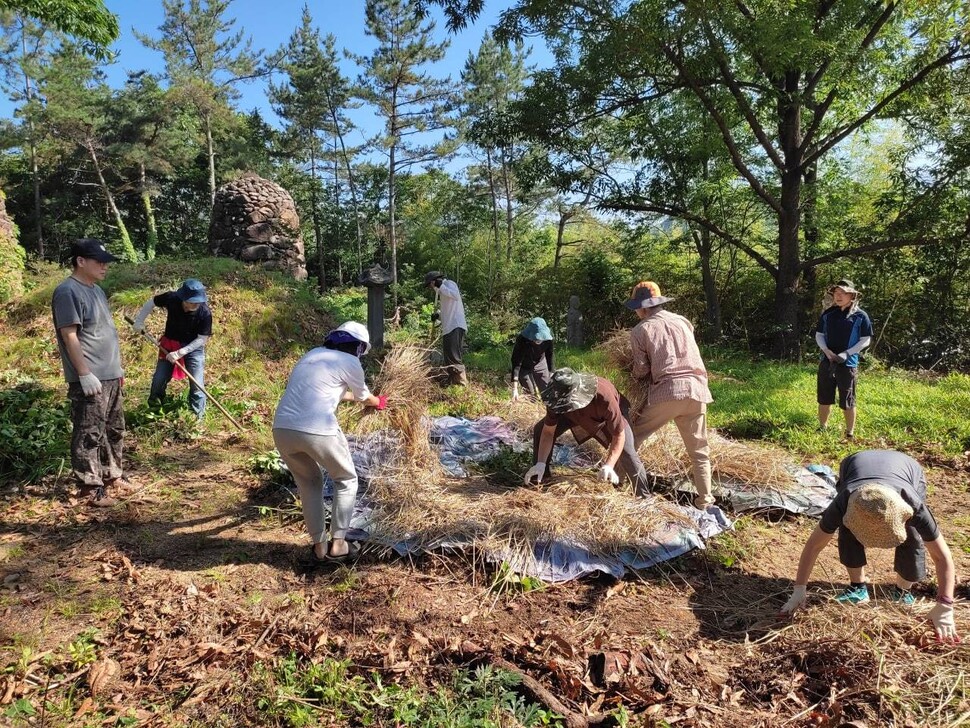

{"left": 71, "top": 238, "right": 119, "bottom": 263}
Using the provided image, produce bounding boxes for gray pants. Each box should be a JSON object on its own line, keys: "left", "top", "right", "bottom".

{"left": 532, "top": 418, "right": 650, "bottom": 496}
{"left": 68, "top": 378, "right": 124, "bottom": 487}
{"left": 273, "top": 428, "right": 359, "bottom": 543}
{"left": 442, "top": 327, "right": 466, "bottom": 380}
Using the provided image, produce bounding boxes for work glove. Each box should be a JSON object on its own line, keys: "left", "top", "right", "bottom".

{"left": 79, "top": 373, "right": 102, "bottom": 397}
{"left": 836, "top": 352, "right": 848, "bottom": 363}
{"left": 928, "top": 603, "right": 961, "bottom": 644}
{"left": 598, "top": 465, "right": 619, "bottom": 485}
{"left": 511, "top": 383, "right": 519, "bottom": 402}
{"left": 524, "top": 462, "right": 546, "bottom": 485}
{"left": 779, "top": 585, "right": 808, "bottom": 615}
{"left": 431, "top": 312, "right": 441, "bottom": 325}
{"left": 131, "top": 315, "right": 147, "bottom": 334}
{"left": 376, "top": 394, "right": 388, "bottom": 411}
{"left": 166, "top": 349, "right": 185, "bottom": 364}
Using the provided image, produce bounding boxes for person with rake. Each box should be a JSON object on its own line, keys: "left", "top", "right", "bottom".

{"left": 815, "top": 279, "right": 872, "bottom": 440}
{"left": 524, "top": 367, "right": 650, "bottom": 495}
{"left": 52, "top": 239, "right": 135, "bottom": 507}
{"left": 272, "top": 322, "right": 387, "bottom": 563}
{"left": 510, "top": 317, "right": 554, "bottom": 401}
{"left": 625, "top": 281, "right": 715, "bottom": 510}
{"left": 780, "top": 449, "right": 960, "bottom": 644}
{"left": 131, "top": 279, "right": 212, "bottom": 419}
{"left": 425, "top": 270, "right": 468, "bottom": 386}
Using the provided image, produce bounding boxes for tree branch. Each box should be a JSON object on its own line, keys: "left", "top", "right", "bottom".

{"left": 800, "top": 237, "right": 938, "bottom": 269}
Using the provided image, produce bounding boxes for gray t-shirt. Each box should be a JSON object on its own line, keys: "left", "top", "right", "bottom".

{"left": 819, "top": 449, "right": 939, "bottom": 540}
{"left": 52, "top": 276, "right": 123, "bottom": 383}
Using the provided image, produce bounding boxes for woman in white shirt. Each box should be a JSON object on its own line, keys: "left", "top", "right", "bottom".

{"left": 273, "top": 322, "right": 386, "bottom": 562}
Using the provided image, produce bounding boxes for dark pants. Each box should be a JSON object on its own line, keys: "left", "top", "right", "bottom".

{"left": 150, "top": 347, "right": 206, "bottom": 418}
{"left": 837, "top": 524, "right": 927, "bottom": 582}
{"left": 68, "top": 378, "right": 125, "bottom": 487}
{"left": 817, "top": 359, "right": 858, "bottom": 409}
{"left": 518, "top": 367, "right": 551, "bottom": 397}
{"left": 532, "top": 418, "right": 650, "bottom": 496}
{"left": 442, "top": 327, "right": 466, "bottom": 382}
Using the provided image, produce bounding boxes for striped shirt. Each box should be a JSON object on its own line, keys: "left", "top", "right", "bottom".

{"left": 630, "top": 310, "right": 712, "bottom": 407}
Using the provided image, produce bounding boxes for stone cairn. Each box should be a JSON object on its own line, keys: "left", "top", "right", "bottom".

{"left": 208, "top": 174, "right": 307, "bottom": 281}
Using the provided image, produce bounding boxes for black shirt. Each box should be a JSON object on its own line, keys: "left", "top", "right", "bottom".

{"left": 510, "top": 336, "right": 554, "bottom": 383}
{"left": 154, "top": 291, "right": 213, "bottom": 345}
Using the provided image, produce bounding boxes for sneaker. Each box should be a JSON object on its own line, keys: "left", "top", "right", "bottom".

{"left": 834, "top": 584, "right": 870, "bottom": 605}
{"left": 845, "top": 432, "right": 855, "bottom": 441}
{"left": 887, "top": 586, "right": 915, "bottom": 606}
{"left": 78, "top": 485, "right": 118, "bottom": 508}
{"left": 104, "top": 477, "right": 137, "bottom": 496}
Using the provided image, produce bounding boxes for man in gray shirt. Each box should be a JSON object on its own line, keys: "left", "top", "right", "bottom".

{"left": 52, "top": 239, "right": 131, "bottom": 507}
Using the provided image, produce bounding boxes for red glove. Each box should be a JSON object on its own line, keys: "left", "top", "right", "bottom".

{"left": 376, "top": 394, "right": 388, "bottom": 410}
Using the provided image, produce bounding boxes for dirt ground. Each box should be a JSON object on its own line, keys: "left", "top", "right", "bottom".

{"left": 2, "top": 430, "right": 969, "bottom": 727}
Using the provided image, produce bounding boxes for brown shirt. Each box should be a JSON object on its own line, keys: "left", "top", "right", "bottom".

{"left": 543, "top": 377, "right": 630, "bottom": 446}
{"left": 630, "top": 309, "right": 712, "bottom": 407}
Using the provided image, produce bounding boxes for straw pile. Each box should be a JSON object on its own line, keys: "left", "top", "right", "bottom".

{"left": 638, "top": 427, "right": 802, "bottom": 492}
{"left": 366, "top": 467, "right": 694, "bottom": 563}
{"left": 594, "top": 329, "right": 648, "bottom": 415}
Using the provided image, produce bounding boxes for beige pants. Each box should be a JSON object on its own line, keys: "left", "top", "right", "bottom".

{"left": 632, "top": 399, "right": 712, "bottom": 502}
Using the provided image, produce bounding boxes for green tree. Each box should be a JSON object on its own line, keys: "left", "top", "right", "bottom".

{"left": 137, "top": 0, "right": 266, "bottom": 205}
{"left": 500, "top": 0, "right": 970, "bottom": 357}
{"left": 355, "top": 0, "right": 457, "bottom": 296}
{"left": 0, "top": 0, "right": 117, "bottom": 58}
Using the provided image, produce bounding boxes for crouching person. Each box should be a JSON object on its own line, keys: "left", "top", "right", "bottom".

{"left": 524, "top": 367, "right": 649, "bottom": 495}
{"left": 272, "top": 322, "right": 387, "bottom": 562}
{"left": 779, "top": 449, "right": 959, "bottom": 643}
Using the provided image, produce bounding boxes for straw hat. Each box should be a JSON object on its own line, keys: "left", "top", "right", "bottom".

{"left": 843, "top": 484, "right": 913, "bottom": 548}
{"left": 624, "top": 281, "right": 674, "bottom": 310}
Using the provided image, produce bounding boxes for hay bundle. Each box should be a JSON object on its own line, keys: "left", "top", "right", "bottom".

{"left": 595, "top": 329, "right": 648, "bottom": 416}
{"left": 638, "top": 428, "right": 802, "bottom": 492}
{"left": 349, "top": 345, "right": 436, "bottom": 463}
{"left": 499, "top": 396, "right": 546, "bottom": 439}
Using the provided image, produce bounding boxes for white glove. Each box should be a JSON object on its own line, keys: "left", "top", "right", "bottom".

{"left": 511, "top": 383, "right": 519, "bottom": 402}
{"left": 780, "top": 585, "right": 808, "bottom": 615}
{"left": 598, "top": 465, "right": 619, "bottom": 485}
{"left": 524, "top": 463, "right": 546, "bottom": 485}
{"left": 166, "top": 349, "right": 185, "bottom": 364}
{"left": 836, "top": 352, "right": 848, "bottom": 363}
{"left": 928, "top": 602, "right": 960, "bottom": 643}
{"left": 131, "top": 316, "right": 147, "bottom": 333}
{"left": 79, "top": 373, "right": 102, "bottom": 396}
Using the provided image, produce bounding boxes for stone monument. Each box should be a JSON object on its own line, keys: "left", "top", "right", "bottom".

{"left": 566, "top": 295, "right": 584, "bottom": 346}
{"left": 208, "top": 174, "right": 307, "bottom": 281}
{"left": 358, "top": 263, "right": 393, "bottom": 351}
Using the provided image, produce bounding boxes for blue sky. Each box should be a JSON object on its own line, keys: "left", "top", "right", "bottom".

{"left": 90, "top": 0, "right": 542, "bottom": 149}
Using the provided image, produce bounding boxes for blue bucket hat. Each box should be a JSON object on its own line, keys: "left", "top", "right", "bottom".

{"left": 176, "top": 279, "right": 208, "bottom": 304}
{"left": 521, "top": 317, "right": 553, "bottom": 342}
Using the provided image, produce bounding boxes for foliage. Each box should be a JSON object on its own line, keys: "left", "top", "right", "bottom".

{"left": 0, "top": 373, "right": 70, "bottom": 485}
{"left": 0, "top": 191, "right": 25, "bottom": 302}
{"left": 0, "top": 0, "right": 119, "bottom": 59}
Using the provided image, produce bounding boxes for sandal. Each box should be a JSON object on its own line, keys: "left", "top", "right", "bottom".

{"left": 309, "top": 544, "right": 329, "bottom": 563}
{"left": 325, "top": 540, "right": 362, "bottom": 563}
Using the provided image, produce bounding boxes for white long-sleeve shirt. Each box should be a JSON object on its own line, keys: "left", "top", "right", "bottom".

{"left": 437, "top": 279, "right": 467, "bottom": 334}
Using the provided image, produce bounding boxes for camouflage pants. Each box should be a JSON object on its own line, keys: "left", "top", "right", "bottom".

{"left": 68, "top": 378, "right": 125, "bottom": 487}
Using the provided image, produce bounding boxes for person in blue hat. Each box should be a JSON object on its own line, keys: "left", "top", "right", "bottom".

{"left": 132, "top": 279, "right": 213, "bottom": 419}
{"left": 510, "top": 317, "right": 554, "bottom": 401}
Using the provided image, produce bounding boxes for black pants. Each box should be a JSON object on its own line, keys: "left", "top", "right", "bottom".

{"left": 531, "top": 418, "right": 650, "bottom": 496}
{"left": 518, "top": 367, "right": 551, "bottom": 396}
{"left": 837, "top": 523, "right": 927, "bottom": 582}
{"left": 817, "top": 359, "right": 858, "bottom": 409}
{"left": 442, "top": 327, "right": 466, "bottom": 380}
{"left": 68, "top": 378, "right": 125, "bottom": 487}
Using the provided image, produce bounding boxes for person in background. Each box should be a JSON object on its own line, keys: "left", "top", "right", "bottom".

{"left": 132, "top": 279, "right": 212, "bottom": 419}
{"left": 425, "top": 270, "right": 468, "bottom": 386}
{"left": 779, "top": 449, "right": 959, "bottom": 644}
{"left": 815, "top": 279, "right": 872, "bottom": 440}
{"left": 524, "top": 367, "right": 650, "bottom": 496}
{"left": 626, "top": 281, "right": 714, "bottom": 510}
{"left": 510, "top": 317, "right": 554, "bottom": 401}
{"left": 272, "top": 322, "right": 387, "bottom": 562}
{"left": 51, "top": 238, "right": 133, "bottom": 507}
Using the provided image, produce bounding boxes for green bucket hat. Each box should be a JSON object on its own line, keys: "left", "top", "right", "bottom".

{"left": 541, "top": 367, "right": 598, "bottom": 414}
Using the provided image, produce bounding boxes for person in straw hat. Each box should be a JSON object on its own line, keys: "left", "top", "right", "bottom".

{"left": 780, "top": 449, "right": 959, "bottom": 644}
{"left": 523, "top": 367, "right": 650, "bottom": 495}
{"left": 815, "top": 278, "right": 872, "bottom": 439}
{"left": 272, "top": 322, "right": 387, "bottom": 563}
{"left": 625, "top": 281, "right": 714, "bottom": 510}
{"left": 425, "top": 270, "right": 468, "bottom": 386}
{"left": 510, "top": 317, "right": 554, "bottom": 401}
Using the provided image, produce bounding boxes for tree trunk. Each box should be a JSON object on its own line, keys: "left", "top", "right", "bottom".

{"left": 485, "top": 148, "right": 500, "bottom": 300}
{"left": 140, "top": 163, "right": 158, "bottom": 260}
{"left": 330, "top": 107, "right": 364, "bottom": 276}
{"left": 88, "top": 143, "right": 136, "bottom": 262}
{"left": 204, "top": 110, "right": 216, "bottom": 207}
{"left": 554, "top": 206, "right": 574, "bottom": 269}
{"left": 21, "top": 30, "right": 43, "bottom": 257}
{"left": 501, "top": 145, "right": 514, "bottom": 262}
{"left": 694, "top": 228, "right": 722, "bottom": 340}
{"left": 389, "top": 138, "right": 398, "bottom": 304}
{"left": 774, "top": 73, "right": 804, "bottom": 360}
{"left": 799, "top": 162, "right": 820, "bottom": 328}
{"left": 310, "top": 144, "right": 325, "bottom": 294}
